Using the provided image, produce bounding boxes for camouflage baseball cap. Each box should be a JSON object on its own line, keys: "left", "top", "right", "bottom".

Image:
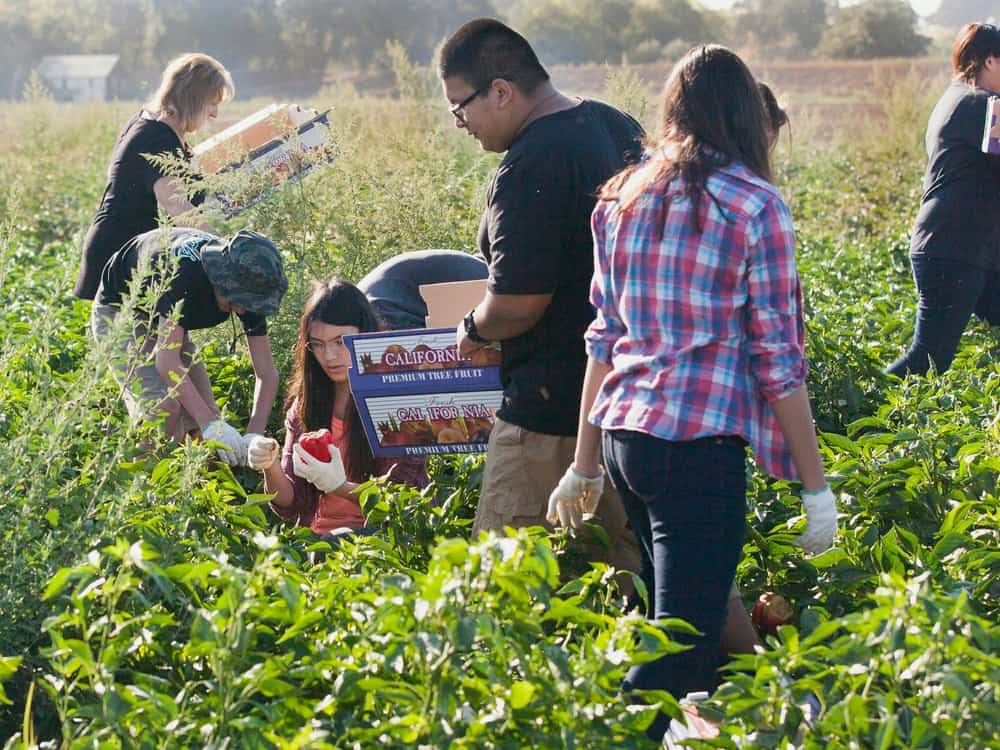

{"left": 201, "top": 230, "right": 288, "bottom": 316}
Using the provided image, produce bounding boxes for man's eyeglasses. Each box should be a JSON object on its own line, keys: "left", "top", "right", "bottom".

{"left": 449, "top": 84, "right": 489, "bottom": 125}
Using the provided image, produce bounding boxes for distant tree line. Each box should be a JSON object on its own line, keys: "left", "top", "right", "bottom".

{"left": 0, "top": 0, "right": 948, "bottom": 100}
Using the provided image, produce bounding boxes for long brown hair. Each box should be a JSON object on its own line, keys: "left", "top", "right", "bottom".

{"left": 284, "top": 279, "right": 381, "bottom": 483}
{"left": 600, "top": 45, "right": 772, "bottom": 233}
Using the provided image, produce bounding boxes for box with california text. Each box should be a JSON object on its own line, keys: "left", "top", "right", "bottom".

{"left": 344, "top": 328, "right": 502, "bottom": 457}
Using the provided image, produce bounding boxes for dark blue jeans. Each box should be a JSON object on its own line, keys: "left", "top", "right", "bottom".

{"left": 887, "top": 256, "right": 1000, "bottom": 377}
{"left": 603, "top": 430, "right": 746, "bottom": 741}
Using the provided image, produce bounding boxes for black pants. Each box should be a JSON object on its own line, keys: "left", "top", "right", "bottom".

{"left": 887, "top": 255, "right": 1000, "bottom": 377}
{"left": 603, "top": 430, "right": 746, "bottom": 741}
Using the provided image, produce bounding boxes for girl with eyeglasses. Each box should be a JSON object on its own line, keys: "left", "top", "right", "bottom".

{"left": 247, "top": 280, "right": 427, "bottom": 543}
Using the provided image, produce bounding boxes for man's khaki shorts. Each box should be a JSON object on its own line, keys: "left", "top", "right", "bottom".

{"left": 91, "top": 303, "right": 211, "bottom": 436}
{"left": 474, "top": 416, "right": 641, "bottom": 576}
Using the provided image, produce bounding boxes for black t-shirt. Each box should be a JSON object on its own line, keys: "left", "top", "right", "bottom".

{"left": 73, "top": 112, "right": 203, "bottom": 300}
{"left": 478, "top": 99, "right": 643, "bottom": 436}
{"left": 911, "top": 79, "right": 1000, "bottom": 270}
{"left": 358, "top": 249, "right": 488, "bottom": 330}
{"left": 97, "top": 227, "right": 267, "bottom": 337}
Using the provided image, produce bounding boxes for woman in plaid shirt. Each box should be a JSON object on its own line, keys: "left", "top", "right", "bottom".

{"left": 545, "top": 45, "right": 837, "bottom": 740}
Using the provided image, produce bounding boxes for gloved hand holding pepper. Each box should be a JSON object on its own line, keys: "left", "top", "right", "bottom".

{"left": 292, "top": 442, "right": 347, "bottom": 494}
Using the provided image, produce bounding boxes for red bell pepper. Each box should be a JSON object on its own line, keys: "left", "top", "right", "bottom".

{"left": 299, "top": 428, "right": 334, "bottom": 462}
{"left": 751, "top": 592, "right": 795, "bottom": 635}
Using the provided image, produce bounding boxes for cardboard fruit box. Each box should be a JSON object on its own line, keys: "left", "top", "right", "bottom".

{"left": 194, "top": 103, "right": 319, "bottom": 174}
{"left": 419, "top": 278, "right": 489, "bottom": 328}
{"left": 193, "top": 103, "right": 333, "bottom": 216}
{"left": 343, "top": 327, "right": 503, "bottom": 457}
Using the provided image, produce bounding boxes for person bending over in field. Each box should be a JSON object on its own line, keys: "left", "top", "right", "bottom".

{"left": 358, "top": 249, "right": 488, "bottom": 331}
{"left": 247, "top": 280, "right": 427, "bottom": 546}
{"left": 887, "top": 22, "right": 1000, "bottom": 376}
{"left": 91, "top": 227, "right": 286, "bottom": 465}
{"left": 74, "top": 53, "right": 233, "bottom": 301}
{"left": 546, "top": 45, "right": 837, "bottom": 742}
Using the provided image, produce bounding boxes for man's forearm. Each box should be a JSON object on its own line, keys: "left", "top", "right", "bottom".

{"left": 246, "top": 337, "right": 279, "bottom": 434}
{"left": 473, "top": 291, "right": 552, "bottom": 341}
{"left": 573, "top": 357, "right": 611, "bottom": 478}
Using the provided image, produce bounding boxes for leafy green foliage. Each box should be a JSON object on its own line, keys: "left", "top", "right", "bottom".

{"left": 37, "top": 495, "right": 669, "bottom": 748}
{"left": 1, "top": 79, "right": 999, "bottom": 747}
{"left": 711, "top": 577, "right": 999, "bottom": 749}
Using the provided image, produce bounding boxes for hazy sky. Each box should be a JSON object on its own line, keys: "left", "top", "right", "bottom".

{"left": 699, "top": 0, "right": 942, "bottom": 15}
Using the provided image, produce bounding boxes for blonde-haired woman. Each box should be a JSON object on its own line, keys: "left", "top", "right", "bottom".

{"left": 73, "top": 53, "right": 234, "bottom": 300}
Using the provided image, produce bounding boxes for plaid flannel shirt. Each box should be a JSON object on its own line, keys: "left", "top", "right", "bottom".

{"left": 585, "top": 160, "right": 806, "bottom": 479}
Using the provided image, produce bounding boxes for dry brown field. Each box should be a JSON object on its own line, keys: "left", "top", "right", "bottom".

{"left": 551, "top": 56, "right": 952, "bottom": 139}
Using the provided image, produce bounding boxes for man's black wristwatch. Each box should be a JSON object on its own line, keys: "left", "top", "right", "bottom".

{"left": 463, "top": 308, "right": 488, "bottom": 344}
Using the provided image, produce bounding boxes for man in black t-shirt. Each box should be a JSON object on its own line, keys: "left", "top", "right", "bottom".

{"left": 91, "top": 227, "right": 287, "bottom": 464}
{"left": 439, "top": 19, "right": 643, "bottom": 573}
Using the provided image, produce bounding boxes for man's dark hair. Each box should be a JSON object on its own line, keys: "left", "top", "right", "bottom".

{"left": 438, "top": 18, "right": 549, "bottom": 94}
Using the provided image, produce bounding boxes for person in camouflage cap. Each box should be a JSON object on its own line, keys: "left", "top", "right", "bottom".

{"left": 91, "top": 226, "right": 287, "bottom": 465}
{"left": 201, "top": 229, "right": 288, "bottom": 316}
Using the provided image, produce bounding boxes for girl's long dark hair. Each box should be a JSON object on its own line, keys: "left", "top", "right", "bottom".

{"left": 601, "top": 45, "right": 772, "bottom": 233}
{"left": 284, "top": 279, "right": 381, "bottom": 483}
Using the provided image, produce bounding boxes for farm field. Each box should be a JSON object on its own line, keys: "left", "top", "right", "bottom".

{"left": 0, "top": 66, "right": 998, "bottom": 748}
{"left": 552, "top": 56, "right": 952, "bottom": 139}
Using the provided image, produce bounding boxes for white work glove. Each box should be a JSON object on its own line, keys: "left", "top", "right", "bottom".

{"left": 546, "top": 464, "right": 605, "bottom": 529}
{"left": 292, "top": 443, "right": 347, "bottom": 494}
{"left": 202, "top": 419, "right": 242, "bottom": 466}
{"left": 246, "top": 434, "right": 279, "bottom": 470}
{"left": 797, "top": 485, "right": 837, "bottom": 554}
